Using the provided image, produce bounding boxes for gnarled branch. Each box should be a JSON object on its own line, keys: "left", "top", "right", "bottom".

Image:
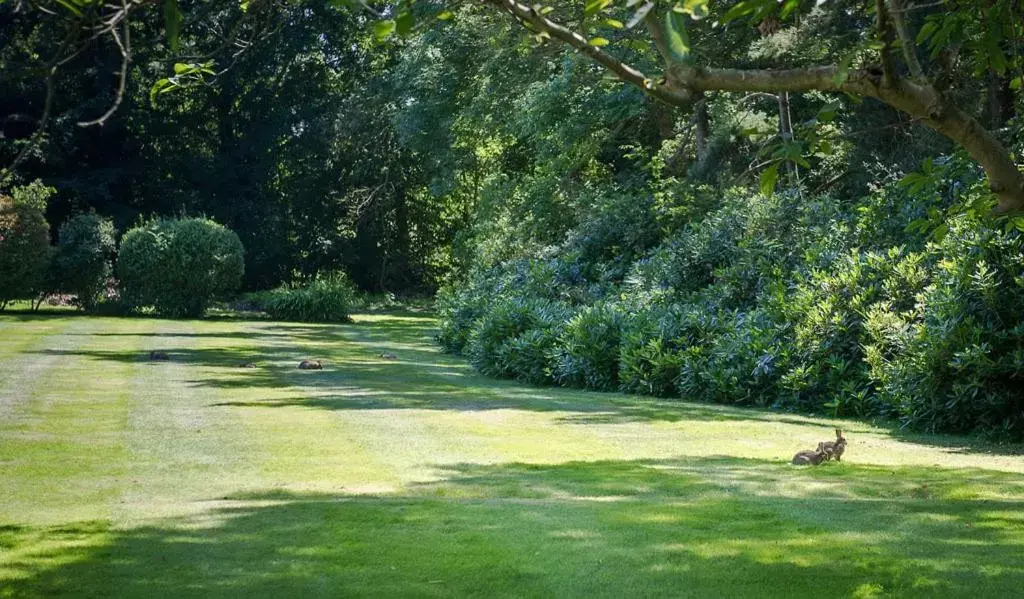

{"left": 481, "top": 0, "right": 1024, "bottom": 212}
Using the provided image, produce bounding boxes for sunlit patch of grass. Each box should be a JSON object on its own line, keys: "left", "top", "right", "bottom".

{"left": 0, "top": 311, "right": 1022, "bottom": 597}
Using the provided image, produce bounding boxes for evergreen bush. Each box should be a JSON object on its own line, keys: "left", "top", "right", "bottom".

{"left": 51, "top": 213, "right": 117, "bottom": 311}
{"left": 0, "top": 181, "right": 53, "bottom": 309}
{"left": 118, "top": 217, "right": 244, "bottom": 317}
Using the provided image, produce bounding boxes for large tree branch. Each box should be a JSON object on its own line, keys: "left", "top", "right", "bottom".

{"left": 482, "top": 0, "right": 1024, "bottom": 212}
{"left": 488, "top": 0, "right": 694, "bottom": 106}
{"left": 643, "top": 9, "right": 673, "bottom": 68}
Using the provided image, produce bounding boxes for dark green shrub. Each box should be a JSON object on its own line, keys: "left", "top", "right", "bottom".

{"left": 437, "top": 151, "right": 1024, "bottom": 440}
{"left": 779, "top": 248, "right": 930, "bottom": 416}
{"left": 619, "top": 304, "right": 705, "bottom": 397}
{"left": 496, "top": 300, "right": 573, "bottom": 384}
{"left": 0, "top": 181, "right": 53, "bottom": 309}
{"left": 255, "top": 271, "right": 357, "bottom": 322}
{"left": 552, "top": 303, "right": 623, "bottom": 391}
{"left": 499, "top": 328, "right": 561, "bottom": 385}
{"left": 677, "top": 308, "right": 785, "bottom": 406}
{"left": 865, "top": 218, "right": 1024, "bottom": 439}
{"left": 118, "top": 217, "right": 245, "bottom": 317}
{"left": 437, "top": 273, "right": 501, "bottom": 354}
{"left": 51, "top": 213, "right": 117, "bottom": 311}
{"left": 466, "top": 297, "right": 545, "bottom": 378}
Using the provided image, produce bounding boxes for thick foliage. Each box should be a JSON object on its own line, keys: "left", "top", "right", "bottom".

{"left": 250, "top": 271, "right": 358, "bottom": 323}
{"left": 440, "top": 152, "right": 1024, "bottom": 439}
{"left": 50, "top": 214, "right": 117, "bottom": 311}
{"left": 551, "top": 303, "right": 623, "bottom": 391}
{"left": 0, "top": 181, "right": 53, "bottom": 309}
{"left": 865, "top": 219, "right": 1024, "bottom": 437}
{"left": 118, "top": 218, "right": 244, "bottom": 318}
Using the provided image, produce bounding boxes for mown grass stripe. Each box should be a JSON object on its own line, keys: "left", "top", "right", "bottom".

{"left": 0, "top": 317, "right": 142, "bottom": 525}
{"left": 1, "top": 313, "right": 1023, "bottom": 598}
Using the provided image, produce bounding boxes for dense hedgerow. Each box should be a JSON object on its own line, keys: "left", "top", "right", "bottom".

{"left": 865, "top": 218, "right": 1024, "bottom": 437}
{"left": 551, "top": 303, "right": 623, "bottom": 391}
{"left": 438, "top": 150, "right": 1024, "bottom": 439}
{"left": 620, "top": 303, "right": 718, "bottom": 397}
{"left": 118, "top": 217, "right": 245, "bottom": 317}
{"left": 466, "top": 297, "right": 572, "bottom": 381}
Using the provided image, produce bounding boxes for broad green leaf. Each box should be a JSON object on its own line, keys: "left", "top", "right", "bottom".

{"left": 916, "top": 21, "right": 937, "bottom": 44}
{"left": 589, "top": 37, "right": 610, "bottom": 46}
{"left": 663, "top": 10, "right": 690, "bottom": 62}
{"left": 604, "top": 18, "right": 625, "bottom": 29}
{"left": 833, "top": 52, "right": 855, "bottom": 86}
{"left": 374, "top": 19, "right": 396, "bottom": 41}
{"left": 149, "top": 78, "right": 172, "bottom": 105}
{"left": 164, "top": 0, "right": 183, "bottom": 52}
{"left": 585, "top": 0, "right": 612, "bottom": 18}
{"left": 396, "top": 11, "right": 414, "bottom": 36}
{"left": 816, "top": 103, "right": 839, "bottom": 123}
{"left": 721, "top": 0, "right": 758, "bottom": 23}
{"left": 173, "top": 63, "right": 191, "bottom": 75}
{"left": 779, "top": 0, "right": 799, "bottom": 19}
{"left": 760, "top": 163, "right": 779, "bottom": 196}
{"left": 437, "top": 10, "right": 455, "bottom": 21}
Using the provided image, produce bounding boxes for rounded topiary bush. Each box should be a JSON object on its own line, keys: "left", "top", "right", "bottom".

{"left": 118, "top": 217, "right": 244, "bottom": 317}
{"left": 51, "top": 213, "right": 117, "bottom": 311}
{"left": 0, "top": 181, "right": 54, "bottom": 309}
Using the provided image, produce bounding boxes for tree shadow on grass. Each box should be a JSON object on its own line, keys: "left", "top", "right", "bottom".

{"left": 4, "top": 457, "right": 1023, "bottom": 598}
{"left": 33, "top": 340, "right": 844, "bottom": 428}
{"left": 25, "top": 315, "right": 1024, "bottom": 452}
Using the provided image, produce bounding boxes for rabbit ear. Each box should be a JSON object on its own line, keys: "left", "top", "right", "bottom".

{"left": 835, "top": 428, "right": 842, "bottom": 437}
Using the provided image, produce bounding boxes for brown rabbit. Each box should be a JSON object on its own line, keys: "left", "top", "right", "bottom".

{"left": 819, "top": 428, "right": 847, "bottom": 462}
{"left": 298, "top": 360, "right": 323, "bottom": 370}
{"left": 791, "top": 447, "right": 827, "bottom": 465}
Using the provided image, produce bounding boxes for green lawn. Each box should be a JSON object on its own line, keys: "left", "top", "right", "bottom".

{"left": 1, "top": 313, "right": 1022, "bottom": 598}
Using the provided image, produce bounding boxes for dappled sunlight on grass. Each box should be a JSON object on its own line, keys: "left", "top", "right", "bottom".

{"left": 2, "top": 457, "right": 1023, "bottom": 597}
{"left": 2, "top": 311, "right": 1023, "bottom": 596}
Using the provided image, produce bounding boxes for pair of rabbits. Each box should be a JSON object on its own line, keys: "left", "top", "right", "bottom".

{"left": 792, "top": 429, "right": 846, "bottom": 465}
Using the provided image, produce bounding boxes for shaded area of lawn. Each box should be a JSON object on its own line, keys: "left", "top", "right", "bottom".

{"left": 3, "top": 311, "right": 1024, "bottom": 598}
{"left": 3, "top": 457, "right": 1023, "bottom": 598}
{"left": 29, "top": 318, "right": 859, "bottom": 430}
